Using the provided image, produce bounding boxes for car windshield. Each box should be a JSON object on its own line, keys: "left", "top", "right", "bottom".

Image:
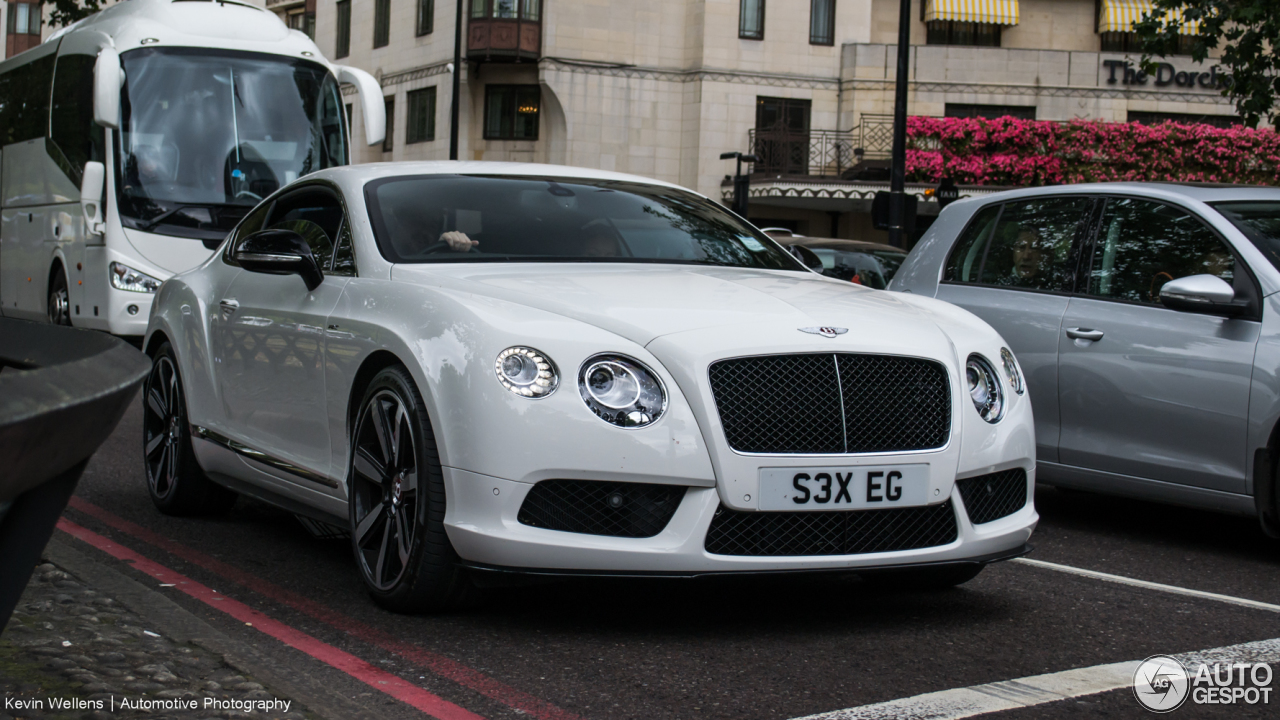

{"left": 365, "top": 175, "right": 806, "bottom": 270}
{"left": 1211, "top": 201, "right": 1280, "bottom": 273}
{"left": 116, "top": 48, "right": 347, "bottom": 241}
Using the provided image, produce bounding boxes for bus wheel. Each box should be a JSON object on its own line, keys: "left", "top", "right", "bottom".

{"left": 48, "top": 269, "right": 71, "bottom": 326}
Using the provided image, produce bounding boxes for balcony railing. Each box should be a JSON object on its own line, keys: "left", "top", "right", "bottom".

{"left": 749, "top": 114, "right": 911, "bottom": 178}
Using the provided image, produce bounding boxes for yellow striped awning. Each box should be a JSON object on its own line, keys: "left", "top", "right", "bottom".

{"left": 1098, "top": 0, "right": 1200, "bottom": 36}
{"left": 924, "top": 0, "right": 1020, "bottom": 27}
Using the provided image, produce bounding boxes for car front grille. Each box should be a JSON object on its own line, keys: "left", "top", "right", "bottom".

{"left": 517, "top": 480, "right": 686, "bottom": 538}
{"left": 708, "top": 353, "right": 951, "bottom": 454}
{"left": 956, "top": 468, "right": 1028, "bottom": 525}
{"left": 704, "top": 499, "right": 958, "bottom": 556}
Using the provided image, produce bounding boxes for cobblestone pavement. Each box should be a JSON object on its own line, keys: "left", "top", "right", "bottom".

{"left": 2, "top": 560, "right": 308, "bottom": 720}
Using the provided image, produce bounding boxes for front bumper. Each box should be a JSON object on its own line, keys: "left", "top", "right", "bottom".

{"left": 443, "top": 467, "right": 1038, "bottom": 574}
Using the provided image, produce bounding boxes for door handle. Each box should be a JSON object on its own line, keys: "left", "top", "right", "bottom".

{"left": 1066, "top": 327, "right": 1104, "bottom": 341}
{"left": 219, "top": 298, "right": 239, "bottom": 321}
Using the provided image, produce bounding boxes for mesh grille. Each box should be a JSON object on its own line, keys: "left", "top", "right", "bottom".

{"left": 704, "top": 500, "right": 958, "bottom": 556}
{"left": 956, "top": 468, "right": 1028, "bottom": 525}
{"left": 708, "top": 353, "right": 951, "bottom": 454}
{"left": 517, "top": 480, "right": 686, "bottom": 538}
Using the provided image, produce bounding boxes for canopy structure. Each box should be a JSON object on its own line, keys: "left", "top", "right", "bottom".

{"left": 1098, "top": 0, "right": 1200, "bottom": 35}
{"left": 923, "top": 0, "right": 1020, "bottom": 26}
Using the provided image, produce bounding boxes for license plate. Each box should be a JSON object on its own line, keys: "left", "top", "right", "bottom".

{"left": 758, "top": 465, "right": 930, "bottom": 511}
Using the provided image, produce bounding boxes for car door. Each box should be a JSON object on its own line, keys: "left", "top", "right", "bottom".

{"left": 216, "top": 185, "right": 352, "bottom": 487}
{"left": 1057, "top": 196, "right": 1263, "bottom": 493}
{"left": 934, "top": 195, "right": 1095, "bottom": 463}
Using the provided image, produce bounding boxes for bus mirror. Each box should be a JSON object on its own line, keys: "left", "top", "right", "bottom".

{"left": 335, "top": 65, "right": 386, "bottom": 147}
{"left": 93, "top": 48, "right": 121, "bottom": 129}
{"left": 81, "top": 161, "right": 106, "bottom": 236}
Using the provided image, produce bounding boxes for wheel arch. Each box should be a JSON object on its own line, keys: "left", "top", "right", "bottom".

{"left": 346, "top": 349, "right": 414, "bottom": 441}
{"left": 1253, "top": 416, "right": 1280, "bottom": 538}
{"left": 144, "top": 329, "right": 171, "bottom": 358}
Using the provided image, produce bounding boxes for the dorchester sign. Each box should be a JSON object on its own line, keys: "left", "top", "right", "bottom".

{"left": 1102, "top": 58, "right": 1227, "bottom": 90}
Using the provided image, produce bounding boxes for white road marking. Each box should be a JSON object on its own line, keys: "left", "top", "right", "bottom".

{"left": 1012, "top": 557, "right": 1280, "bottom": 613}
{"left": 792, "top": 638, "right": 1280, "bottom": 720}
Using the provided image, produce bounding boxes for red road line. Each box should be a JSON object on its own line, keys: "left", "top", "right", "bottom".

{"left": 66, "top": 497, "right": 583, "bottom": 720}
{"left": 56, "top": 518, "right": 484, "bottom": 720}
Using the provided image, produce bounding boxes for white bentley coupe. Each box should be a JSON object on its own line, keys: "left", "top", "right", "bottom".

{"left": 143, "top": 162, "right": 1037, "bottom": 612}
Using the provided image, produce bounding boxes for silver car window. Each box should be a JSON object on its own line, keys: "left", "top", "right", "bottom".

{"left": 945, "top": 197, "right": 1089, "bottom": 292}
{"left": 1087, "top": 198, "right": 1234, "bottom": 304}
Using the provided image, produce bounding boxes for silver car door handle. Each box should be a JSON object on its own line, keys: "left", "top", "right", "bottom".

{"left": 1066, "top": 327, "right": 1104, "bottom": 341}
{"left": 219, "top": 299, "right": 239, "bottom": 321}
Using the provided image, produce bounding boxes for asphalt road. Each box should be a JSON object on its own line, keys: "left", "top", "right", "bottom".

{"left": 57, "top": 395, "right": 1280, "bottom": 720}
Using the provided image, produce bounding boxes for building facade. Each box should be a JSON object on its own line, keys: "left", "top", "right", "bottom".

{"left": 320, "top": 0, "right": 1237, "bottom": 242}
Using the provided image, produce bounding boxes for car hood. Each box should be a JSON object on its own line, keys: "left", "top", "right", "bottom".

{"left": 390, "top": 263, "right": 957, "bottom": 359}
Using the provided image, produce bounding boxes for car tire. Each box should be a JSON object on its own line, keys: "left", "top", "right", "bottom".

{"left": 143, "top": 342, "right": 237, "bottom": 515}
{"left": 48, "top": 268, "right": 71, "bottom": 326}
{"left": 348, "top": 365, "right": 470, "bottom": 613}
{"left": 862, "top": 563, "right": 984, "bottom": 591}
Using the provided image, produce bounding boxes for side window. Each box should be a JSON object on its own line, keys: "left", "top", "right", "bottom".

{"left": 945, "top": 204, "right": 1001, "bottom": 283}
{"left": 1088, "top": 198, "right": 1235, "bottom": 304}
{"left": 330, "top": 221, "right": 356, "bottom": 276}
{"left": 49, "top": 54, "right": 105, "bottom": 187}
{"left": 266, "top": 189, "right": 345, "bottom": 272}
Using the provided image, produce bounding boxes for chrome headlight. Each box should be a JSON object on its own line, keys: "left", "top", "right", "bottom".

{"left": 1000, "top": 347, "right": 1025, "bottom": 396}
{"left": 966, "top": 354, "right": 1004, "bottom": 423}
{"left": 109, "top": 262, "right": 162, "bottom": 293}
{"left": 578, "top": 354, "right": 667, "bottom": 428}
{"left": 495, "top": 346, "right": 558, "bottom": 398}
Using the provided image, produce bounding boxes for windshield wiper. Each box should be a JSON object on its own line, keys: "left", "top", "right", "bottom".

{"left": 135, "top": 204, "right": 222, "bottom": 232}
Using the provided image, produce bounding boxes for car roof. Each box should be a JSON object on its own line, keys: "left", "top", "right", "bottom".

{"left": 309, "top": 161, "right": 689, "bottom": 193}
{"left": 954, "top": 182, "right": 1280, "bottom": 207}
{"left": 786, "top": 237, "right": 907, "bottom": 254}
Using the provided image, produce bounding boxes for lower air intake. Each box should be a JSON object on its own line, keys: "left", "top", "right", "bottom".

{"left": 956, "top": 469, "right": 1028, "bottom": 525}
{"left": 518, "top": 480, "right": 686, "bottom": 538}
{"left": 705, "top": 500, "right": 958, "bottom": 556}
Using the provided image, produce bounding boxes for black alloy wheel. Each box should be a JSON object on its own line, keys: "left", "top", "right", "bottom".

{"left": 48, "top": 269, "right": 71, "bottom": 326}
{"left": 349, "top": 366, "right": 469, "bottom": 613}
{"left": 142, "top": 342, "right": 236, "bottom": 515}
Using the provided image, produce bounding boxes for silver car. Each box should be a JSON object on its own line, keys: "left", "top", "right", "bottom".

{"left": 892, "top": 183, "right": 1280, "bottom": 536}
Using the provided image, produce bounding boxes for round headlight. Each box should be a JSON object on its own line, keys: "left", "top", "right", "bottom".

{"left": 966, "top": 354, "right": 1004, "bottom": 423}
{"left": 495, "top": 346, "right": 558, "bottom": 398}
{"left": 1000, "top": 347, "right": 1025, "bottom": 396}
{"left": 578, "top": 354, "right": 667, "bottom": 428}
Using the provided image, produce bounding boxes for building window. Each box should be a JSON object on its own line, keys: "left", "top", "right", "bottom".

{"left": 1128, "top": 111, "right": 1240, "bottom": 128}
{"left": 383, "top": 97, "right": 395, "bottom": 153}
{"left": 407, "top": 87, "right": 437, "bottom": 143}
{"left": 484, "top": 85, "right": 539, "bottom": 140}
{"left": 7, "top": 2, "right": 40, "bottom": 36}
{"left": 287, "top": 9, "right": 317, "bottom": 39}
{"left": 471, "top": 0, "right": 539, "bottom": 20}
{"left": 753, "top": 96, "right": 811, "bottom": 175}
{"left": 810, "top": 0, "right": 834, "bottom": 45}
{"left": 946, "top": 103, "right": 1036, "bottom": 120}
{"left": 374, "top": 0, "right": 391, "bottom": 48}
{"left": 926, "top": 21, "right": 1001, "bottom": 47}
{"left": 1100, "top": 32, "right": 1195, "bottom": 55}
{"left": 417, "top": 0, "right": 433, "bottom": 35}
{"left": 739, "top": 0, "right": 764, "bottom": 40}
{"left": 335, "top": 0, "right": 351, "bottom": 58}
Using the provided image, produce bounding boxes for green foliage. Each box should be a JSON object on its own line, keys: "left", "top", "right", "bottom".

{"left": 44, "top": 0, "right": 102, "bottom": 29}
{"left": 1134, "top": 0, "right": 1280, "bottom": 128}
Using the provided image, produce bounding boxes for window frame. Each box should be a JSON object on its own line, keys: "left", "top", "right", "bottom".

{"left": 416, "top": 0, "right": 434, "bottom": 36}
{"left": 809, "top": 0, "right": 834, "bottom": 46}
{"left": 482, "top": 84, "right": 540, "bottom": 141}
{"left": 373, "top": 0, "right": 392, "bottom": 48}
{"left": 335, "top": 0, "right": 351, "bottom": 59}
{"left": 940, "top": 196, "right": 1096, "bottom": 297}
{"left": 383, "top": 96, "right": 396, "bottom": 153}
{"left": 406, "top": 87, "right": 437, "bottom": 144}
{"left": 739, "top": 0, "right": 765, "bottom": 41}
{"left": 470, "top": 0, "right": 540, "bottom": 20}
{"left": 1078, "top": 194, "right": 1262, "bottom": 318}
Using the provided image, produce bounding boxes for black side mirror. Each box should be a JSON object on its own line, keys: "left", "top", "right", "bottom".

{"left": 234, "top": 229, "right": 323, "bottom": 291}
{"left": 788, "top": 244, "right": 824, "bottom": 272}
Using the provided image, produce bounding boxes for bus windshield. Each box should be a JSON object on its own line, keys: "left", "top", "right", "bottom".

{"left": 116, "top": 47, "right": 346, "bottom": 241}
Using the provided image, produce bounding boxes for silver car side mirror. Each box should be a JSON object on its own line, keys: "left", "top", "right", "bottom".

{"left": 1159, "top": 274, "right": 1243, "bottom": 316}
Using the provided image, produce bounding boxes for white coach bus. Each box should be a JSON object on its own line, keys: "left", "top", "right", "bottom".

{"left": 0, "top": 0, "right": 384, "bottom": 336}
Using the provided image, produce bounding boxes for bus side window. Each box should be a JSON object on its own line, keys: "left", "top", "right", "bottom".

{"left": 50, "top": 54, "right": 105, "bottom": 187}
